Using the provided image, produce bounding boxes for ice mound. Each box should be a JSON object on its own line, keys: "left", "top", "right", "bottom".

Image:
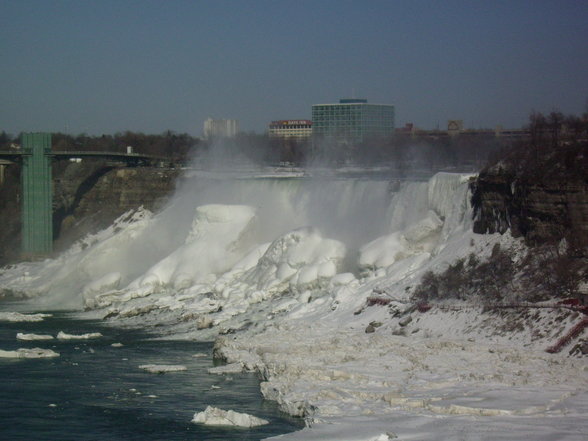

{"left": 139, "top": 364, "right": 187, "bottom": 373}
{"left": 0, "top": 312, "right": 52, "bottom": 322}
{"left": 359, "top": 210, "right": 443, "bottom": 272}
{"left": 16, "top": 332, "right": 54, "bottom": 341}
{"left": 0, "top": 348, "right": 60, "bottom": 358}
{"left": 57, "top": 331, "right": 103, "bottom": 340}
{"left": 217, "top": 227, "right": 345, "bottom": 303}
{"left": 130, "top": 204, "right": 256, "bottom": 291}
{"left": 191, "top": 405, "right": 269, "bottom": 427}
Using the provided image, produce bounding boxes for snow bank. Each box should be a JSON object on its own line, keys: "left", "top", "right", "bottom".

{"left": 191, "top": 405, "right": 269, "bottom": 427}
{"left": 16, "top": 332, "right": 54, "bottom": 341}
{"left": 139, "top": 364, "right": 187, "bottom": 373}
{"left": 0, "top": 348, "right": 60, "bottom": 358}
{"left": 57, "top": 331, "right": 102, "bottom": 340}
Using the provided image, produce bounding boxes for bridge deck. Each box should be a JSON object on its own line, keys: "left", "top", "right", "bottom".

{"left": 0, "top": 150, "right": 168, "bottom": 162}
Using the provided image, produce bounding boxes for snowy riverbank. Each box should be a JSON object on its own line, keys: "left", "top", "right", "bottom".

{"left": 214, "top": 303, "right": 587, "bottom": 440}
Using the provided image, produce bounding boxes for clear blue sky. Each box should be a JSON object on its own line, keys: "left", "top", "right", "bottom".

{"left": 1, "top": 0, "right": 587, "bottom": 136}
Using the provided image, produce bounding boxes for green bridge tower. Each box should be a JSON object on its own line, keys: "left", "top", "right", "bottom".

{"left": 21, "top": 133, "right": 53, "bottom": 256}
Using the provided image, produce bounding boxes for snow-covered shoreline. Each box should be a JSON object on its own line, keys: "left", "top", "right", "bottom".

{"left": 213, "top": 303, "right": 587, "bottom": 440}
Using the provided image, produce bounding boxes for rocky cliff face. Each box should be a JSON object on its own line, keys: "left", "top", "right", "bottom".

{"left": 53, "top": 165, "right": 179, "bottom": 252}
{"left": 470, "top": 146, "right": 588, "bottom": 247}
{"left": 0, "top": 162, "right": 179, "bottom": 264}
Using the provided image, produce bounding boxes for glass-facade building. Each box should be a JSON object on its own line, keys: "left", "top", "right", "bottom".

{"left": 311, "top": 99, "right": 395, "bottom": 144}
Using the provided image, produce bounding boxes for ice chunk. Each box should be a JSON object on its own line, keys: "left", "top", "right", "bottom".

{"left": 0, "top": 312, "right": 52, "bottom": 322}
{"left": 16, "top": 332, "right": 54, "bottom": 341}
{"left": 191, "top": 406, "right": 269, "bottom": 427}
{"left": 57, "top": 331, "right": 103, "bottom": 340}
{"left": 0, "top": 348, "right": 60, "bottom": 358}
{"left": 139, "top": 364, "right": 187, "bottom": 373}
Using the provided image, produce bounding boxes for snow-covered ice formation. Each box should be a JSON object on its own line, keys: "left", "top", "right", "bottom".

{"left": 191, "top": 405, "right": 269, "bottom": 427}
{"left": 1, "top": 171, "right": 586, "bottom": 440}
{"left": 16, "top": 332, "right": 54, "bottom": 341}
{"left": 138, "top": 364, "right": 187, "bottom": 373}
{"left": 57, "top": 331, "right": 103, "bottom": 340}
{"left": 0, "top": 312, "right": 52, "bottom": 322}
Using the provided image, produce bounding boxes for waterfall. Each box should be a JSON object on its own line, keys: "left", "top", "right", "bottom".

{"left": 0, "top": 171, "right": 474, "bottom": 311}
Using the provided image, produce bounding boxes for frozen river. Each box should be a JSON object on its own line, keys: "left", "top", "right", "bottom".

{"left": 0, "top": 309, "right": 302, "bottom": 440}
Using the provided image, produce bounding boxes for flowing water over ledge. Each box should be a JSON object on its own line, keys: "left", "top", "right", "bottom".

{"left": 0, "top": 308, "right": 303, "bottom": 440}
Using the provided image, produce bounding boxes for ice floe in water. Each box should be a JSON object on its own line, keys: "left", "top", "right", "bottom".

{"left": 0, "top": 312, "right": 52, "bottom": 322}
{"left": 0, "top": 348, "right": 60, "bottom": 358}
{"left": 138, "top": 364, "right": 187, "bottom": 373}
{"left": 57, "top": 331, "right": 103, "bottom": 340}
{"left": 16, "top": 332, "right": 54, "bottom": 341}
{"left": 191, "top": 405, "right": 269, "bottom": 427}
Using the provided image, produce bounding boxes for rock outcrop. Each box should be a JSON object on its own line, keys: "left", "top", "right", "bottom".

{"left": 471, "top": 170, "right": 588, "bottom": 244}
{"left": 470, "top": 143, "right": 588, "bottom": 246}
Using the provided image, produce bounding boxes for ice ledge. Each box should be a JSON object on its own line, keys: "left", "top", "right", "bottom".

{"left": 191, "top": 405, "right": 269, "bottom": 427}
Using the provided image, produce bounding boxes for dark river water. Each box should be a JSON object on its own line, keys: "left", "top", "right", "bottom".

{"left": 0, "top": 308, "right": 303, "bottom": 441}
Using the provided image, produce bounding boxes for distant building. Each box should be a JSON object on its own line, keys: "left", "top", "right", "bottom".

{"left": 311, "top": 98, "right": 395, "bottom": 144}
{"left": 447, "top": 120, "right": 464, "bottom": 136}
{"left": 203, "top": 118, "right": 239, "bottom": 139}
{"left": 268, "top": 120, "right": 313, "bottom": 139}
